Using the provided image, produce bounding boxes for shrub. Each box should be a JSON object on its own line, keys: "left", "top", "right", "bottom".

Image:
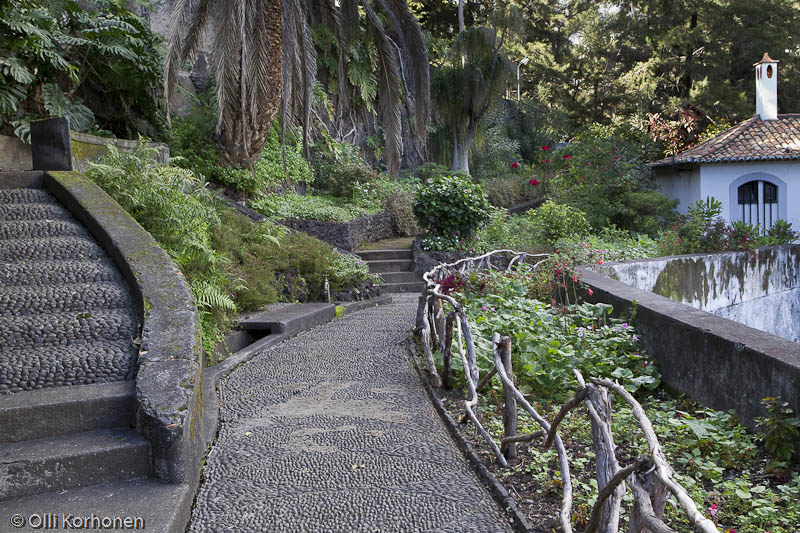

{"left": 311, "top": 132, "right": 378, "bottom": 197}
{"left": 412, "top": 174, "right": 491, "bottom": 239}
{"left": 657, "top": 197, "right": 729, "bottom": 255}
{"left": 385, "top": 188, "right": 421, "bottom": 236}
{"left": 484, "top": 173, "right": 543, "bottom": 208}
{"left": 762, "top": 220, "right": 798, "bottom": 245}
{"left": 542, "top": 129, "right": 677, "bottom": 235}
{"left": 524, "top": 200, "right": 590, "bottom": 244}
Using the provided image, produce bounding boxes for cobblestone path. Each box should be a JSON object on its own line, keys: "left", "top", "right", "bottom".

{"left": 190, "top": 294, "right": 513, "bottom": 532}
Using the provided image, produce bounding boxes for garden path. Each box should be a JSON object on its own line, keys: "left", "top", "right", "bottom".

{"left": 190, "top": 293, "right": 513, "bottom": 532}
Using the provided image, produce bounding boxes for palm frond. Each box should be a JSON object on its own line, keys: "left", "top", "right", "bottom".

{"left": 361, "top": 0, "right": 402, "bottom": 176}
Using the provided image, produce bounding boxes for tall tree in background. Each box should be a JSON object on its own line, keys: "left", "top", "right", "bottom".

{"left": 166, "top": 0, "right": 430, "bottom": 174}
{"left": 431, "top": 6, "right": 517, "bottom": 172}
{"left": 165, "top": 0, "right": 283, "bottom": 168}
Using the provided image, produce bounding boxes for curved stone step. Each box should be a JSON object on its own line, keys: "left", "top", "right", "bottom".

{"left": 0, "top": 203, "right": 72, "bottom": 221}
{"left": 0, "top": 188, "right": 58, "bottom": 205}
{"left": 0, "top": 428, "right": 151, "bottom": 500}
{"left": 0, "top": 281, "right": 133, "bottom": 316}
{"left": 378, "top": 271, "right": 421, "bottom": 284}
{"left": 357, "top": 249, "right": 413, "bottom": 261}
{"left": 0, "top": 219, "right": 88, "bottom": 240}
{"left": 0, "top": 236, "right": 106, "bottom": 261}
{"left": 0, "top": 259, "right": 123, "bottom": 287}
{"left": 0, "top": 381, "right": 136, "bottom": 443}
{"left": 0, "top": 340, "right": 137, "bottom": 394}
{"left": 0, "top": 309, "right": 139, "bottom": 350}
{"left": 367, "top": 259, "right": 414, "bottom": 273}
{"left": 379, "top": 281, "right": 426, "bottom": 293}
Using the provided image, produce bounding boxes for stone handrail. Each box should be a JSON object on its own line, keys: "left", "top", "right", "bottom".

{"left": 44, "top": 170, "right": 204, "bottom": 486}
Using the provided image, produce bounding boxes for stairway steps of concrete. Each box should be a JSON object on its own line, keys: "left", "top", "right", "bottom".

{"left": 0, "top": 259, "right": 123, "bottom": 288}
{"left": 0, "top": 236, "right": 106, "bottom": 262}
{"left": 0, "top": 202, "right": 73, "bottom": 222}
{"left": 0, "top": 428, "right": 151, "bottom": 501}
{"left": 0, "top": 478, "right": 191, "bottom": 533}
{"left": 380, "top": 281, "right": 426, "bottom": 293}
{"left": 0, "top": 281, "right": 133, "bottom": 317}
{"left": 0, "top": 381, "right": 135, "bottom": 444}
{"left": 0, "top": 188, "right": 58, "bottom": 204}
{"left": 367, "top": 259, "right": 414, "bottom": 273}
{"left": 377, "top": 271, "right": 421, "bottom": 284}
{"left": 0, "top": 309, "right": 139, "bottom": 350}
{"left": 357, "top": 249, "right": 413, "bottom": 261}
{"left": 0, "top": 341, "right": 138, "bottom": 394}
{"left": 0, "top": 219, "right": 88, "bottom": 240}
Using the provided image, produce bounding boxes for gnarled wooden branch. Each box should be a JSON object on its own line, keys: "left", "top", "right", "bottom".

{"left": 501, "top": 429, "right": 545, "bottom": 445}
{"left": 584, "top": 455, "right": 650, "bottom": 533}
{"left": 543, "top": 386, "right": 588, "bottom": 449}
{"left": 492, "top": 333, "right": 573, "bottom": 533}
{"left": 591, "top": 377, "right": 718, "bottom": 533}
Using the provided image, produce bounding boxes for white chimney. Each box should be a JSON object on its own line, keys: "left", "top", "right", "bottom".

{"left": 754, "top": 52, "right": 778, "bottom": 121}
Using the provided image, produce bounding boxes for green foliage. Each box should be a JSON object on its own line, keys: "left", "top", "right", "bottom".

{"left": 87, "top": 142, "right": 219, "bottom": 272}
{"left": 524, "top": 200, "right": 590, "bottom": 244}
{"left": 555, "top": 227, "right": 659, "bottom": 264}
{"left": 756, "top": 397, "right": 800, "bottom": 467}
{"left": 0, "top": 0, "right": 166, "bottom": 140}
{"left": 470, "top": 124, "right": 522, "bottom": 182}
{"left": 252, "top": 192, "right": 380, "bottom": 222}
{"left": 413, "top": 174, "right": 491, "bottom": 239}
{"left": 412, "top": 162, "right": 469, "bottom": 183}
{"left": 311, "top": 131, "right": 379, "bottom": 197}
{"left": 172, "top": 96, "right": 313, "bottom": 195}
{"left": 484, "top": 173, "right": 543, "bottom": 209}
{"left": 542, "top": 131, "right": 678, "bottom": 235}
{"left": 445, "top": 267, "right": 660, "bottom": 399}
{"left": 763, "top": 220, "right": 799, "bottom": 246}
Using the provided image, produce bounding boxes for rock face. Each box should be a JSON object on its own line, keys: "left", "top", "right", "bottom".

{"left": 601, "top": 245, "right": 800, "bottom": 342}
{"left": 0, "top": 186, "right": 139, "bottom": 394}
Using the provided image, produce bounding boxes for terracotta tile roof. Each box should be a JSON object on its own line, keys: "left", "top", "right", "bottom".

{"left": 649, "top": 114, "right": 800, "bottom": 167}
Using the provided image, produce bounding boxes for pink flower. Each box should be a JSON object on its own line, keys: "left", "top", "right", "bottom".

{"left": 563, "top": 154, "right": 572, "bottom": 159}
{"left": 542, "top": 144, "right": 550, "bottom": 151}
{"left": 511, "top": 161, "right": 519, "bottom": 169}
{"left": 587, "top": 288, "right": 593, "bottom": 296}
{"left": 598, "top": 258, "right": 604, "bottom": 265}
{"left": 709, "top": 503, "right": 718, "bottom": 517}
{"left": 528, "top": 178, "right": 540, "bottom": 186}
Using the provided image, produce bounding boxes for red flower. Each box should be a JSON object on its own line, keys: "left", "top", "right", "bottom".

{"left": 587, "top": 288, "right": 593, "bottom": 296}
{"left": 563, "top": 154, "right": 572, "bottom": 159}
{"left": 511, "top": 161, "right": 519, "bottom": 169}
{"left": 598, "top": 258, "right": 603, "bottom": 265}
{"left": 543, "top": 158, "right": 550, "bottom": 164}
{"left": 528, "top": 178, "right": 540, "bottom": 186}
{"left": 542, "top": 144, "right": 550, "bottom": 151}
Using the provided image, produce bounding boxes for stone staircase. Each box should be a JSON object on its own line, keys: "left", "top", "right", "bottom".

{"left": 0, "top": 172, "right": 183, "bottom": 529}
{"left": 358, "top": 248, "right": 425, "bottom": 293}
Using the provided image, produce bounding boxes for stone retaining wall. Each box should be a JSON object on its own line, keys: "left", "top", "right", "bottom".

{"left": 578, "top": 265, "right": 800, "bottom": 429}
{"left": 282, "top": 211, "right": 394, "bottom": 251}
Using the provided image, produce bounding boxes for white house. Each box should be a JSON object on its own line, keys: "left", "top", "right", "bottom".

{"left": 651, "top": 53, "right": 800, "bottom": 231}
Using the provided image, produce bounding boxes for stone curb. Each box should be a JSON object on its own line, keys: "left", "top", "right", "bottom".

{"left": 43, "top": 171, "right": 202, "bottom": 532}
{"left": 404, "top": 337, "right": 535, "bottom": 533}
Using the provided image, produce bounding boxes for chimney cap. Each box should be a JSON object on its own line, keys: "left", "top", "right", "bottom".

{"left": 754, "top": 52, "right": 779, "bottom": 66}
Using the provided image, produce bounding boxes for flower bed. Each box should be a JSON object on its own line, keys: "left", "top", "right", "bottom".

{"left": 414, "top": 250, "right": 800, "bottom": 532}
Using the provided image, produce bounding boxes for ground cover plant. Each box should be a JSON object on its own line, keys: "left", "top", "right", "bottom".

{"left": 419, "top": 255, "right": 800, "bottom": 532}
{"left": 86, "top": 141, "right": 374, "bottom": 362}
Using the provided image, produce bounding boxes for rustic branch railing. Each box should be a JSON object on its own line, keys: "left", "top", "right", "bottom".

{"left": 417, "top": 250, "right": 718, "bottom": 533}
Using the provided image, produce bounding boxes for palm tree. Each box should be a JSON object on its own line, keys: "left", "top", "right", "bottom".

{"left": 165, "top": 0, "right": 430, "bottom": 175}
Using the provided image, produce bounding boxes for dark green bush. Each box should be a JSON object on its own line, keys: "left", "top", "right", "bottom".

{"left": 412, "top": 162, "right": 470, "bottom": 183}
{"left": 412, "top": 174, "right": 491, "bottom": 239}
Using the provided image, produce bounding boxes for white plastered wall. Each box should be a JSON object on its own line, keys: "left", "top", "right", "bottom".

{"left": 700, "top": 161, "right": 800, "bottom": 229}
{"left": 653, "top": 166, "right": 701, "bottom": 214}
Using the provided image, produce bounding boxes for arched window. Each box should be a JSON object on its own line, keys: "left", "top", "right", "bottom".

{"left": 737, "top": 180, "right": 778, "bottom": 230}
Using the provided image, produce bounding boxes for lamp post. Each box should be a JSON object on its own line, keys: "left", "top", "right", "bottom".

{"left": 517, "top": 57, "right": 529, "bottom": 101}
